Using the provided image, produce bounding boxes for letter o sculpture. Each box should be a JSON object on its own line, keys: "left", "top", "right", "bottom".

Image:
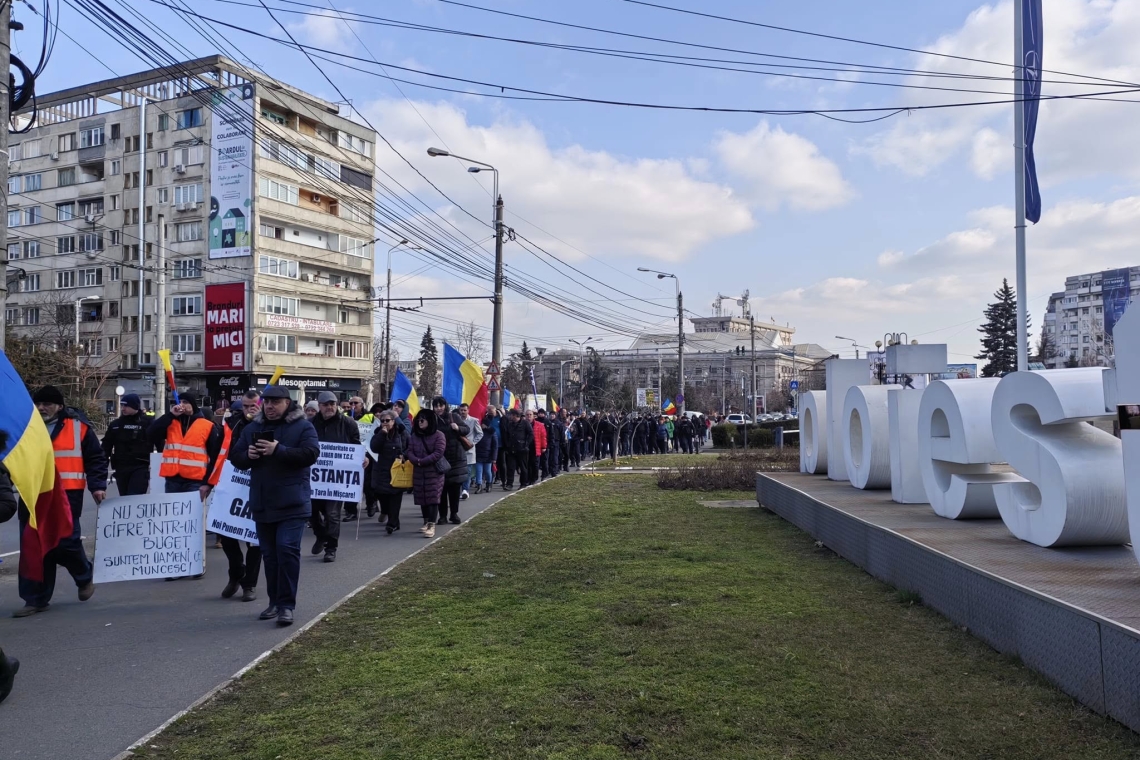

{"left": 842, "top": 385, "right": 898, "bottom": 489}
{"left": 800, "top": 391, "right": 827, "bottom": 474}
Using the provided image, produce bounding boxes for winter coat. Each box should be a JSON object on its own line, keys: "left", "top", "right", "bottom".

{"left": 311, "top": 410, "right": 362, "bottom": 445}
{"left": 229, "top": 403, "right": 321, "bottom": 523}
{"left": 148, "top": 408, "right": 223, "bottom": 489}
{"left": 677, "top": 418, "right": 694, "bottom": 439}
{"left": 532, "top": 419, "right": 548, "bottom": 455}
{"left": 547, "top": 417, "right": 566, "bottom": 448}
{"left": 102, "top": 413, "right": 154, "bottom": 472}
{"left": 48, "top": 407, "right": 109, "bottom": 503}
{"left": 489, "top": 415, "right": 502, "bottom": 446}
{"left": 438, "top": 413, "right": 471, "bottom": 484}
{"left": 502, "top": 417, "right": 534, "bottom": 455}
{"left": 458, "top": 414, "right": 483, "bottom": 465}
{"left": 407, "top": 426, "right": 446, "bottom": 506}
{"left": 665, "top": 420, "right": 675, "bottom": 439}
{"left": 0, "top": 462, "right": 17, "bottom": 524}
{"left": 475, "top": 423, "right": 499, "bottom": 464}
{"left": 370, "top": 424, "right": 410, "bottom": 494}
{"left": 656, "top": 422, "right": 670, "bottom": 440}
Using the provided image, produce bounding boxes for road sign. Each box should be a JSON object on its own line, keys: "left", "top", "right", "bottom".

{"left": 790, "top": 380, "right": 799, "bottom": 391}
{"left": 487, "top": 378, "right": 501, "bottom": 391}
{"left": 486, "top": 361, "right": 500, "bottom": 376}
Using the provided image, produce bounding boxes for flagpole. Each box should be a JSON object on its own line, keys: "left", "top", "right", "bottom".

{"left": 1014, "top": 0, "right": 1029, "bottom": 372}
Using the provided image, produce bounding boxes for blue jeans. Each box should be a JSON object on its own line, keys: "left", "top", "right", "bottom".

{"left": 473, "top": 462, "right": 492, "bottom": 485}
{"left": 256, "top": 517, "right": 306, "bottom": 611}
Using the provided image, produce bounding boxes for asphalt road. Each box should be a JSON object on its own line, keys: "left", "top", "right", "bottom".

{"left": 0, "top": 480, "right": 511, "bottom": 760}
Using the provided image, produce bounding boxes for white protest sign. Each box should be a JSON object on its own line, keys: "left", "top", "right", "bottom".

{"left": 357, "top": 422, "right": 378, "bottom": 460}
{"left": 147, "top": 451, "right": 164, "bottom": 495}
{"left": 311, "top": 442, "right": 366, "bottom": 502}
{"left": 206, "top": 461, "right": 259, "bottom": 546}
{"left": 94, "top": 494, "right": 204, "bottom": 582}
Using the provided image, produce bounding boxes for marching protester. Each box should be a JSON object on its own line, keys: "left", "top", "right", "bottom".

{"left": 216, "top": 390, "right": 262, "bottom": 602}
{"left": 0, "top": 432, "right": 19, "bottom": 700}
{"left": 148, "top": 392, "right": 222, "bottom": 503}
{"left": 473, "top": 412, "right": 498, "bottom": 493}
{"left": 500, "top": 408, "right": 533, "bottom": 490}
{"left": 15, "top": 386, "right": 107, "bottom": 618}
{"left": 392, "top": 398, "right": 412, "bottom": 433}
{"left": 676, "top": 414, "right": 695, "bottom": 454}
{"left": 406, "top": 408, "right": 446, "bottom": 538}
{"left": 304, "top": 400, "right": 319, "bottom": 420}
{"left": 229, "top": 386, "right": 320, "bottom": 627}
{"left": 348, "top": 396, "right": 366, "bottom": 420}
{"left": 369, "top": 410, "right": 409, "bottom": 534}
{"left": 525, "top": 409, "right": 547, "bottom": 486}
{"left": 433, "top": 398, "right": 471, "bottom": 524}
{"left": 456, "top": 402, "right": 483, "bottom": 500}
{"left": 101, "top": 393, "right": 154, "bottom": 496}
{"left": 656, "top": 415, "right": 670, "bottom": 454}
{"left": 310, "top": 391, "right": 361, "bottom": 561}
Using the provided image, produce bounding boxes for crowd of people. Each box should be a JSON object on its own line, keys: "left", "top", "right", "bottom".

{"left": 0, "top": 382, "right": 716, "bottom": 704}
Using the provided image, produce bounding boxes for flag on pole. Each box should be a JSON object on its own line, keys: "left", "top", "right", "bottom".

{"left": 1021, "top": 0, "right": 1043, "bottom": 223}
{"left": 157, "top": 349, "right": 180, "bottom": 404}
{"left": 390, "top": 368, "right": 421, "bottom": 417}
{"left": 0, "top": 350, "right": 74, "bottom": 582}
{"left": 548, "top": 396, "right": 560, "bottom": 413}
{"left": 442, "top": 343, "right": 490, "bottom": 419}
{"left": 662, "top": 398, "right": 677, "bottom": 415}
{"left": 502, "top": 389, "right": 520, "bottom": 411}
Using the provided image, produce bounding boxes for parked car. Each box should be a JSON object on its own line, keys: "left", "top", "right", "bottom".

{"left": 726, "top": 413, "right": 751, "bottom": 425}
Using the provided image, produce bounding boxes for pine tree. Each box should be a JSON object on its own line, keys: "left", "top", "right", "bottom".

{"left": 1034, "top": 326, "right": 1057, "bottom": 366}
{"left": 975, "top": 279, "right": 1026, "bottom": 377}
{"left": 418, "top": 326, "right": 440, "bottom": 397}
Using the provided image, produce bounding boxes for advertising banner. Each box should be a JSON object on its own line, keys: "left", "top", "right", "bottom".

{"left": 209, "top": 83, "right": 255, "bottom": 259}
{"left": 636, "top": 388, "right": 647, "bottom": 407}
{"left": 204, "top": 283, "right": 246, "bottom": 371}
{"left": 1102, "top": 268, "right": 1132, "bottom": 338}
{"left": 206, "top": 461, "right": 259, "bottom": 546}
{"left": 311, "top": 442, "right": 366, "bottom": 502}
{"left": 94, "top": 494, "right": 204, "bottom": 582}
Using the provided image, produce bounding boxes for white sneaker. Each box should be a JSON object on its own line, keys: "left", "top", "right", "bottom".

{"left": 461, "top": 490, "right": 469, "bottom": 500}
{"left": 423, "top": 522, "right": 436, "bottom": 538}
{"left": 418, "top": 523, "right": 429, "bottom": 533}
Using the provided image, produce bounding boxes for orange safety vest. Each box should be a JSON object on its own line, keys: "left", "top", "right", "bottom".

{"left": 208, "top": 423, "right": 233, "bottom": 487}
{"left": 159, "top": 417, "right": 215, "bottom": 481}
{"left": 53, "top": 418, "right": 88, "bottom": 492}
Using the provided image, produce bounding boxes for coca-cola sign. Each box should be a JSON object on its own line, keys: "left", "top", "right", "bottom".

{"left": 205, "top": 283, "right": 246, "bottom": 370}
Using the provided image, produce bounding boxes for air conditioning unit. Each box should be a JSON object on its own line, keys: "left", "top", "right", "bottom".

{"left": 189, "top": 203, "right": 199, "bottom": 212}
{"left": 175, "top": 164, "right": 186, "bottom": 174}
{"left": 50, "top": 152, "right": 59, "bottom": 161}
{"left": 300, "top": 273, "right": 312, "bottom": 282}
{"left": 176, "top": 203, "right": 188, "bottom": 212}
{"left": 311, "top": 193, "right": 321, "bottom": 203}
{"left": 84, "top": 214, "right": 97, "bottom": 225}
{"left": 173, "top": 352, "right": 186, "bottom": 362}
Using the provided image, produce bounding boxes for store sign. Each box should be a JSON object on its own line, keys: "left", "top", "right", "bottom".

{"left": 204, "top": 283, "right": 246, "bottom": 371}
{"left": 208, "top": 83, "right": 254, "bottom": 259}
{"left": 256, "top": 377, "right": 347, "bottom": 390}
{"left": 266, "top": 314, "right": 336, "bottom": 334}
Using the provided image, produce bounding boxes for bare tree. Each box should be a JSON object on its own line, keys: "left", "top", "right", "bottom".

{"left": 453, "top": 321, "right": 488, "bottom": 364}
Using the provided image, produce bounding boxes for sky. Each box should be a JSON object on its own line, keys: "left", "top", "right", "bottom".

{"left": 24, "top": 0, "right": 1140, "bottom": 366}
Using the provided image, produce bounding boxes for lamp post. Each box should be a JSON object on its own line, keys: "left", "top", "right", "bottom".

{"left": 836, "top": 335, "right": 867, "bottom": 359}
{"left": 558, "top": 359, "right": 574, "bottom": 409}
{"left": 426, "top": 147, "right": 504, "bottom": 407}
{"left": 382, "top": 239, "right": 423, "bottom": 399}
{"left": 569, "top": 336, "right": 593, "bottom": 410}
{"left": 638, "top": 268, "right": 684, "bottom": 415}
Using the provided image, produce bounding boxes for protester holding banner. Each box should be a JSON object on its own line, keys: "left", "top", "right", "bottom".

{"left": 229, "top": 385, "right": 320, "bottom": 627}
{"left": 310, "top": 391, "right": 361, "bottom": 562}
{"left": 101, "top": 394, "right": 154, "bottom": 496}
{"left": 406, "top": 409, "right": 446, "bottom": 538}
{"left": 369, "top": 410, "right": 409, "bottom": 534}
{"left": 217, "top": 390, "right": 262, "bottom": 602}
{"left": 16, "top": 386, "right": 108, "bottom": 617}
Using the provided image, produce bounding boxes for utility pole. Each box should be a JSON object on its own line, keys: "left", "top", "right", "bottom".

{"left": 721, "top": 355, "right": 726, "bottom": 416}
{"left": 136, "top": 97, "right": 147, "bottom": 368}
{"left": 677, "top": 287, "right": 685, "bottom": 415}
{"left": 750, "top": 315, "right": 757, "bottom": 416}
{"left": 154, "top": 214, "right": 167, "bottom": 407}
{"left": 0, "top": 3, "right": 11, "bottom": 351}
{"left": 382, "top": 263, "right": 391, "bottom": 399}
{"left": 491, "top": 193, "right": 504, "bottom": 407}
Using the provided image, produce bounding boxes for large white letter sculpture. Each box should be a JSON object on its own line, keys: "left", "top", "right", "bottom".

{"left": 826, "top": 359, "right": 870, "bottom": 482}
{"left": 889, "top": 389, "right": 928, "bottom": 503}
{"left": 990, "top": 368, "right": 1127, "bottom": 547}
{"left": 800, "top": 390, "right": 828, "bottom": 475}
{"left": 1116, "top": 305, "right": 1140, "bottom": 566}
{"left": 918, "top": 379, "right": 1020, "bottom": 519}
{"left": 843, "top": 385, "right": 900, "bottom": 489}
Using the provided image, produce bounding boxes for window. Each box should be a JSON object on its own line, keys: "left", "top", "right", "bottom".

{"left": 171, "top": 295, "right": 203, "bottom": 315}
{"left": 7, "top": 177, "right": 18, "bottom": 194}
{"left": 58, "top": 168, "right": 76, "bottom": 187}
{"left": 258, "top": 177, "right": 299, "bottom": 205}
{"left": 79, "top": 198, "right": 104, "bottom": 216}
{"left": 22, "top": 174, "right": 42, "bottom": 192}
{"left": 172, "top": 333, "right": 203, "bottom": 353}
{"left": 158, "top": 150, "right": 168, "bottom": 167}
{"left": 80, "top": 267, "right": 102, "bottom": 286}
{"left": 173, "top": 183, "right": 204, "bottom": 205}
{"left": 337, "top": 132, "right": 372, "bottom": 157}
{"left": 260, "top": 334, "right": 296, "bottom": 353}
{"left": 56, "top": 270, "right": 77, "bottom": 289}
{"left": 339, "top": 236, "right": 368, "bottom": 257}
{"left": 125, "top": 171, "right": 138, "bottom": 189}
{"left": 157, "top": 187, "right": 169, "bottom": 204}
{"left": 111, "top": 123, "right": 121, "bottom": 140}
{"left": 111, "top": 194, "right": 121, "bottom": 211}
{"left": 261, "top": 108, "right": 287, "bottom": 125}
{"left": 258, "top": 255, "right": 298, "bottom": 278}
{"left": 110, "top": 230, "right": 121, "bottom": 246}
{"left": 173, "top": 258, "right": 202, "bottom": 279}
{"left": 23, "top": 139, "right": 41, "bottom": 158}
{"left": 57, "top": 202, "right": 75, "bottom": 221}
{"left": 21, "top": 274, "right": 41, "bottom": 292}
{"left": 110, "top": 266, "right": 121, "bottom": 281}
{"left": 173, "top": 144, "right": 205, "bottom": 166}
{"left": 80, "top": 233, "right": 104, "bottom": 253}
{"left": 110, "top": 159, "right": 120, "bottom": 176}
{"left": 258, "top": 294, "right": 299, "bottom": 316}
{"left": 5, "top": 308, "right": 18, "bottom": 324}
{"left": 107, "top": 336, "right": 119, "bottom": 352}
{"left": 259, "top": 223, "right": 284, "bottom": 239}
{"left": 6, "top": 210, "right": 18, "bottom": 227}
{"left": 58, "top": 133, "right": 76, "bottom": 152}
{"left": 128, "top": 136, "right": 140, "bottom": 153}
{"left": 175, "top": 222, "right": 203, "bottom": 242}
{"left": 335, "top": 340, "right": 367, "bottom": 359}
{"left": 1096, "top": 306, "right": 1103, "bottom": 314}
{"left": 158, "top": 114, "right": 168, "bottom": 131}
{"left": 146, "top": 169, "right": 153, "bottom": 186}
{"left": 57, "top": 236, "right": 76, "bottom": 254}
{"left": 313, "top": 155, "right": 339, "bottom": 181}
{"left": 79, "top": 127, "right": 104, "bottom": 148}
{"left": 24, "top": 307, "right": 40, "bottom": 324}
{"left": 23, "top": 241, "right": 39, "bottom": 259}
{"left": 8, "top": 145, "right": 20, "bottom": 161}
{"left": 23, "top": 207, "right": 41, "bottom": 225}
{"left": 176, "top": 108, "right": 203, "bottom": 129}
{"left": 338, "top": 309, "right": 349, "bottom": 324}
{"left": 6, "top": 242, "right": 18, "bottom": 259}
{"left": 341, "top": 201, "right": 369, "bottom": 224}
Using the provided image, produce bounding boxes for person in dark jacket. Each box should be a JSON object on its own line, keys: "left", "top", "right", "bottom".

{"left": 500, "top": 408, "right": 533, "bottom": 490}
{"left": 229, "top": 386, "right": 320, "bottom": 627}
{"left": 16, "top": 387, "right": 108, "bottom": 617}
{"left": 432, "top": 397, "right": 470, "bottom": 524}
{"left": 676, "top": 415, "right": 695, "bottom": 454}
{"left": 101, "top": 393, "right": 154, "bottom": 496}
{"left": 405, "top": 408, "right": 446, "bottom": 538}
{"left": 473, "top": 413, "right": 498, "bottom": 493}
{"left": 0, "top": 436, "right": 20, "bottom": 701}
{"left": 369, "top": 410, "right": 409, "bottom": 533}
{"left": 309, "top": 391, "right": 361, "bottom": 562}
{"left": 219, "top": 390, "right": 262, "bottom": 602}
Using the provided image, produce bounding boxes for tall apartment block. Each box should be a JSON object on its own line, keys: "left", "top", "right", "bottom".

{"left": 4, "top": 56, "right": 377, "bottom": 412}
{"left": 1041, "top": 266, "right": 1139, "bottom": 368}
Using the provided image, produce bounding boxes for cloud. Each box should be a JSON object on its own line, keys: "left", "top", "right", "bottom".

{"left": 713, "top": 121, "right": 854, "bottom": 211}
{"left": 285, "top": 8, "right": 359, "bottom": 50}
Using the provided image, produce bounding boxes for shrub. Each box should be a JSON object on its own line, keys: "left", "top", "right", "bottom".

{"left": 710, "top": 423, "right": 735, "bottom": 448}
{"left": 656, "top": 449, "right": 799, "bottom": 491}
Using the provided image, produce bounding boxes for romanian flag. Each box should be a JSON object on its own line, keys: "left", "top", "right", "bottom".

{"left": 442, "top": 343, "right": 489, "bottom": 420}
{"left": 390, "top": 368, "right": 420, "bottom": 417}
{"left": 0, "top": 350, "right": 74, "bottom": 582}
{"left": 662, "top": 398, "right": 677, "bottom": 415}
{"left": 502, "top": 389, "right": 520, "bottom": 411}
{"left": 157, "top": 349, "right": 180, "bottom": 404}
{"left": 548, "top": 396, "right": 560, "bottom": 413}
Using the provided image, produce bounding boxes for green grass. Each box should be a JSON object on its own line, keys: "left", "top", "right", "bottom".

{"left": 584, "top": 453, "right": 715, "bottom": 469}
{"left": 132, "top": 476, "right": 1140, "bottom": 760}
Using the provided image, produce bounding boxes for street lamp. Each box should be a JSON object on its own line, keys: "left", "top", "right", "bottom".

{"left": 638, "top": 267, "right": 685, "bottom": 415}
{"left": 382, "top": 239, "right": 423, "bottom": 398}
{"left": 570, "top": 336, "right": 593, "bottom": 410}
{"left": 557, "top": 359, "right": 574, "bottom": 408}
{"left": 835, "top": 335, "right": 867, "bottom": 359}
{"left": 427, "top": 147, "right": 505, "bottom": 406}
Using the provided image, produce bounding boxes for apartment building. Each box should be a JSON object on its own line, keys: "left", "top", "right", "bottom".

{"left": 4, "top": 56, "right": 377, "bottom": 411}
{"left": 1041, "top": 266, "right": 1139, "bottom": 368}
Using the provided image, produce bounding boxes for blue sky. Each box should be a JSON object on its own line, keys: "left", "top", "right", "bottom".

{"left": 25, "top": 0, "right": 1140, "bottom": 364}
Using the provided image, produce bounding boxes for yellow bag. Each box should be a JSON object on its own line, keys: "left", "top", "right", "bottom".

{"left": 390, "top": 460, "right": 413, "bottom": 490}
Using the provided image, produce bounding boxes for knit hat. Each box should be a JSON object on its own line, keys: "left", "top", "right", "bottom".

{"left": 304, "top": 400, "right": 319, "bottom": 413}
{"left": 121, "top": 393, "right": 142, "bottom": 411}
{"left": 180, "top": 391, "right": 199, "bottom": 413}
{"left": 32, "top": 385, "right": 65, "bottom": 406}
{"left": 230, "top": 399, "right": 244, "bottom": 413}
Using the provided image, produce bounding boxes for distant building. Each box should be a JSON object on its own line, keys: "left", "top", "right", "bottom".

{"left": 1041, "top": 266, "right": 1140, "bottom": 368}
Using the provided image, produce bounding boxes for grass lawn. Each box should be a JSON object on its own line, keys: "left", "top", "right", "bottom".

{"left": 585, "top": 453, "right": 715, "bottom": 469}
{"left": 133, "top": 476, "right": 1140, "bottom": 760}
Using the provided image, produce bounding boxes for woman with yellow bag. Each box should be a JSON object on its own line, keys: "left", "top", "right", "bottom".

{"left": 369, "top": 410, "right": 411, "bottom": 534}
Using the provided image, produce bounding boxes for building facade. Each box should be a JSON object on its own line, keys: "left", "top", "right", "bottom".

{"left": 4, "top": 57, "right": 377, "bottom": 412}
{"left": 1040, "top": 266, "right": 1139, "bottom": 369}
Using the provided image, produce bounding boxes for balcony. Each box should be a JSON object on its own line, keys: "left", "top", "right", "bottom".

{"left": 256, "top": 196, "right": 369, "bottom": 238}
{"left": 255, "top": 234, "right": 373, "bottom": 273}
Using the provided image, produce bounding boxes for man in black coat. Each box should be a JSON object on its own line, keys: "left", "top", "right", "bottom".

{"left": 230, "top": 386, "right": 320, "bottom": 627}
{"left": 500, "top": 408, "right": 533, "bottom": 490}
{"left": 309, "top": 391, "right": 360, "bottom": 562}
{"left": 101, "top": 393, "right": 154, "bottom": 496}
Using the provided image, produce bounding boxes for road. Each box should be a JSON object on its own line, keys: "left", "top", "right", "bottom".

{"left": 0, "top": 481, "right": 510, "bottom": 759}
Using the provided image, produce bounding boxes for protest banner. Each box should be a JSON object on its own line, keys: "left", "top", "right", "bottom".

{"left": 147, "top": 451, "right": 164, "bottom": 495}
{"left": 206, "top": 461, "right": 259, "bottom": 545}
{"left": 311, "top": 442, "right": 366, "bottom": 502}
{"left": 94, "top": 494, "right": 204, "bottom": 582}
{"left": 357, "top": 421, "right": 377, "bottom": 460}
